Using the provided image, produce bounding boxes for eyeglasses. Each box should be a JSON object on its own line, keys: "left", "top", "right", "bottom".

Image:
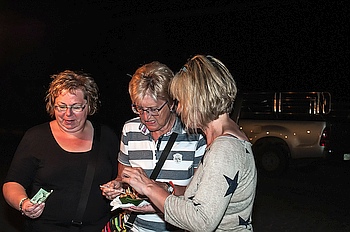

{"left": 132, "top": 101, "right": 168, "bottom": 116}
{"left": 54, "top": 104, "right": 87, "bottom": 113}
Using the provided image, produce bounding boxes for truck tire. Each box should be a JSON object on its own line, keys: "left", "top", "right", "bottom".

{"left": 255, "top": 146, "right": 289, "bottom": 177}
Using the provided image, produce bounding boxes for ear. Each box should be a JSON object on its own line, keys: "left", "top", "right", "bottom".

{"left": 170, "top": 100, "right": 178, "bottom": 113}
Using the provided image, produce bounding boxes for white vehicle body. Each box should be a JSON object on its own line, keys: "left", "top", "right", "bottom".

{"left": 233, "top": 92, "right": 331, "bottom": 176}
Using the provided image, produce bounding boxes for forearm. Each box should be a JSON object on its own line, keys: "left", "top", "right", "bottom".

{"left": 2, "top": 182, "right": 28, "bottom": 210}
{"left": 144, "top": 183, "right": 170, "bottom": 213}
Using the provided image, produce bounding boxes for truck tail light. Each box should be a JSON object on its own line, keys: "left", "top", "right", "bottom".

{"left": 320, "top": 127, "right": 329, "bottom": 147}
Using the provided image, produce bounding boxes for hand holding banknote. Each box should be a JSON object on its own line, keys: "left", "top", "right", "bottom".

{"left": 21, "top": 188, "right": 52, "bottom": 219}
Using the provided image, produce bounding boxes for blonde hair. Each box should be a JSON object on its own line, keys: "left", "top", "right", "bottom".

{"left": 170, "top": 55, "right": 237, "bottom": 130}
{"left": 129, "top": 61, "right": 174, "bottom": 104}
{"left": 45, "top": 70, "right": 99, "bottom": 118}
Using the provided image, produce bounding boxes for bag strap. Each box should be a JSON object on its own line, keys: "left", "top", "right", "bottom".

{"left": 150, "top": 132, "right": 178, "bottom": 179}
{"left": 71, "top": 122, "right": 101, "bottom": 229}
{"left": 125, "top": 132, "right": 178, "bottom": 231}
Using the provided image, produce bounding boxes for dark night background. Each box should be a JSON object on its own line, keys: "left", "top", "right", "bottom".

{"left": 1, "top": 1, "right": 350, "bottom": 231}
{"left": 1, "top": 0, "right": 349, "bottom": 133}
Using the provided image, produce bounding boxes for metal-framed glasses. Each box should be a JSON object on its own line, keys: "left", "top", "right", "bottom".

{"left": 131, "top": 101, "right": 168, "bottom": 116}
{"left": 54, "top": 104, "right": 87, "bottom": 113}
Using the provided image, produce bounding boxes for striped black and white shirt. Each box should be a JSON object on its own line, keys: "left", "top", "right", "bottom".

{"left": 118, "top": 116, "right": 206, "bottom": 231}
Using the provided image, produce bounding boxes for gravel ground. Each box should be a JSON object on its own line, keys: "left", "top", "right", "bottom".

{"left": 253, "top": 159, "right": 350, "bottom": 232}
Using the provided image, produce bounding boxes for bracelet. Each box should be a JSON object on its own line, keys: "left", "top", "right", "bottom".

{"left": 19, "top": 197, "right": 29, "bottom": 215}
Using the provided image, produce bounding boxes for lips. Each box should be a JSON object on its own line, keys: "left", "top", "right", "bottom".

{"left": 145, "top": 120, "right": 155, "bottom": 125}
{"left": 63, "top": 119, "right": 75, "bottom": 125}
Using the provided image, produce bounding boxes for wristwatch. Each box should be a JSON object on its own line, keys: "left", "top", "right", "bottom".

{"left": 165, "top": 181, "right": 175, "bottom": 194}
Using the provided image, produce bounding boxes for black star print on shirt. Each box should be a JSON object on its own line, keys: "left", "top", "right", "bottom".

{"left": 224, "top": 171, "right": 239, "bottom": 197}
{"left": 238, "top": 215, "right": 251, "bottom": 228}
{"left": 188, "top": 196, "right": 201, "bottom": 206}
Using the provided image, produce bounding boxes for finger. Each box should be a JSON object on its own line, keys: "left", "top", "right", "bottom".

{"left": 121, "top": 175, "right": 130, "bottom": 182}
{"left": 121, "top": 176, "right": 130, "bottom": 183}
{"left": 122, "top": 173, "right": 131, "bottom": 179}
{"left": 114, "top": 189, "right": 125, "bottom": 194}
{"left": 37, "top": 202, "right": 45, "bottom": 209}
{"left": 100, "top": 185, "right": 113, "bottom": 190}
{"left": 123, "top": 166, "right": 139, "bottom": 175}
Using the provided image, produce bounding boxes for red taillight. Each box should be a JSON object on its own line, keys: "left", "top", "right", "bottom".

{"left": 320, "top": 127, "right": 329, "bottom": 147}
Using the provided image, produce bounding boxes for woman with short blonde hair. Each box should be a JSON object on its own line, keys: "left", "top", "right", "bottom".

{"left": 120, "top": 55, "right": 257, "bottom": 231}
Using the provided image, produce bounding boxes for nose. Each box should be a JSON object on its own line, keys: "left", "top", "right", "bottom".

{"left": 64, "top": 107, "right": 73, "bottom": 116}
{"left": 141, "top": 110, "right": 153, "bottom": 119}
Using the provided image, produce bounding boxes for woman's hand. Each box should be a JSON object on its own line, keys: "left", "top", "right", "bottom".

{"left": 21, "top": 199, "right": 45, "bottom": 219}
{"left": 121, "top": 167, "right": 155, "bottom": 196}
{"left": 121, "top": 167, "right": 171, "bottom": 214}
{"left": 100, "top": 179, "right": 124, "bottom": 200}
{"left": 125, "top": 204, "right": 157, "bottom": 213}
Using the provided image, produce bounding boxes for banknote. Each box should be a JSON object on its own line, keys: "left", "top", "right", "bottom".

{"left": 30, "top": 188, "right": 53, "bottom": 204}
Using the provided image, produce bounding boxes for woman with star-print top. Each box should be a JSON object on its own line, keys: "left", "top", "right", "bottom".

{"left": 121, "top": 55, "right": 257, "bottom": 231}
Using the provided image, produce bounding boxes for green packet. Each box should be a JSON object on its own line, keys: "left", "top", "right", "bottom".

{"left": 30, "top": 188, "right": 53, "bottom": 204}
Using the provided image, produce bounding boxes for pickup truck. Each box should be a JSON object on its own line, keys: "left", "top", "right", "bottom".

{"left": 325, "top": 101, "right": 350, "bottom": 161}
{"left": 232, "top": 92, "right": 332, "bottom": 176}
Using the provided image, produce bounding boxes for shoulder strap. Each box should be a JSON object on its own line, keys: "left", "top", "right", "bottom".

{"left": 71, "top": 122, "right": 101, "bottom": 229}
{"left": 125, "top": 132, "right": 178, "bottom": 231}
{"left": 150, "top": 132, "right": 178, "bottom": 180}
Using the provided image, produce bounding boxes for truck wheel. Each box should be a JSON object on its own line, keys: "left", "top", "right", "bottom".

{"left": 256, "top": 146, "right": 288, "bottom": 176}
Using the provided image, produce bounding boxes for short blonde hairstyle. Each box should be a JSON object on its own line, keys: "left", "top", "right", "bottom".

{"left": 45, "top": 70, "right": 99, "bottom": 118}
{"left": 170, "top": 55, "right": 237, "bottom": 130}
{"left": 129, "top": 61, "right": 174, "bottom": 105}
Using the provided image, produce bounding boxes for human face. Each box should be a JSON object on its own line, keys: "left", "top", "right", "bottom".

{"left": 54, "top": 89, "right": 88, "bottom": 133}
{"left": 135, "top": 95, "right": 172, "bottom": 132}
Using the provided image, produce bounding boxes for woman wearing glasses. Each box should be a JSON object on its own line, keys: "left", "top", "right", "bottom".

{"left": 2, "top": 70, "right": 119, "bottom": 231}
{"left": 120, "top": 55, "right": 257, "bottom": 231}
{"left": 101, "top": 61, "right": 206, "bottom": 231}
